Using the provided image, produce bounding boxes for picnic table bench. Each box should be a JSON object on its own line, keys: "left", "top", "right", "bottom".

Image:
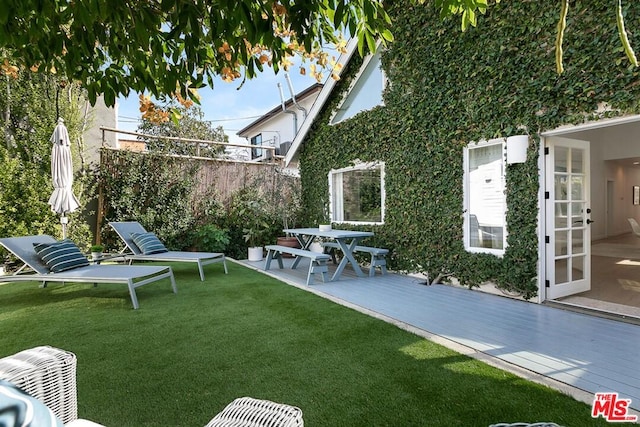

{"left": 322, "top": 242, "right": 388, "bottom": 276}
{"left": 264, "top": 245, "right": 331, "bottom": 285}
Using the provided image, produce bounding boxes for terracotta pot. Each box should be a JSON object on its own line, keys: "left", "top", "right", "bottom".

{"left": 277, "top": 236, "right": 300, "bottom": 258}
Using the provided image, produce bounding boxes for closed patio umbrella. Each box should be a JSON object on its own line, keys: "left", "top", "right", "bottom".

{"left": 47, "top": 118, "right": 80, "bottom": 238}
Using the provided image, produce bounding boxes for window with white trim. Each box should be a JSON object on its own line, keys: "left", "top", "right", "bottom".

{"left": 329, "top": 162, "right": 385, "bottom": 225}
{"left": 463, "top": 139, "right": 506, "bottom": 254}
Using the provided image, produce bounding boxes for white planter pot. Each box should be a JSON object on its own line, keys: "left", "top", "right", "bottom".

{"left": 91, "top": 252, "right": 103, "bottom": 261}
{"left": 309, "top": 242, "right": 324, "bottom": 253}
{"left": 248, "top": 246, "right": 264, "bottom": 261}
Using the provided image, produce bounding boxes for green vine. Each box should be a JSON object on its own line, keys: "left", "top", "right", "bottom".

{"left": 299, "top": 1, "right": 640, "bottom": 297}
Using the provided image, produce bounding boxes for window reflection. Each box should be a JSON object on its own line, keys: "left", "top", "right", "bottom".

{"left": 467, "top": 142, "right": 505, "bottom": 250}
{"left": 330, "top": 163, "right": 384, "bottom": 224}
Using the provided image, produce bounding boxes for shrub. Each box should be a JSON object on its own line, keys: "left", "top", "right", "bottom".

{"left": 192, "top": 224, "right": 229, "bottom": 253}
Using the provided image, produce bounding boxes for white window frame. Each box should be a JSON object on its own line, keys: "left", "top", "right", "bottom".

{"left": 329, "top": 161, "right": 385, "bottom": 225}
{"left": 463, "top": 138, "right": 507, "bottom": 256}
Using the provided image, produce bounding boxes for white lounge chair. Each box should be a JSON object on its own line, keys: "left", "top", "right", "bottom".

{"left": 109, "top": 221, "right": 228, "bottom": 281}
{"left": 0, "top": 235, "right": 177, "bottom": 309}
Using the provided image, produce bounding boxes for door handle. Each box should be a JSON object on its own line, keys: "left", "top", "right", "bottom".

{"left": 587, "top": 219, "right": 594, "bottom": 224}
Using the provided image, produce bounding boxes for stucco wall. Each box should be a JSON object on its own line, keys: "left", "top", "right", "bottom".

{"left": 83, "top": 96, "right": 117, "bottom": 164}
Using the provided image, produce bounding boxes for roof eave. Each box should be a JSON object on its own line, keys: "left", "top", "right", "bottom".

{"left": 236, "top": 83, "right": 323, "bottom": 137}
{"left": 284, "top": 38, "right": 359, "bottom": 167}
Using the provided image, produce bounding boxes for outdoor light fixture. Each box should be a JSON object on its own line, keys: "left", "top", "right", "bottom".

{"left": 506, "top": 135, "right": 529, "bottom": 164}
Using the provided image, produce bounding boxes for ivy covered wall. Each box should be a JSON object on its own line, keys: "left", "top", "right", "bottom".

{"left": 298, "top": 0, "right": 640, "bottom": 298}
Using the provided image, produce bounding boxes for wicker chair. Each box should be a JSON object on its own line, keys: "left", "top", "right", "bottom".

{"left": 205, "top": 397, "right": 304, "bottom": 427}
{"left": 0, "top": 346, "right": 78, "bottom": 424}
{"left": 0, "top": 346, "right": 103, "bottom": 427}
{"left": 0, "top": 346, "right": 304, "bottom": 427}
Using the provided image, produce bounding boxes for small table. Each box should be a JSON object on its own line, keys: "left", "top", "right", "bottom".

{"left": 284, "top": 228, "right": 374, "bottom": 281}
{"left": 88, "top": 253, "right": 126, "bottom": 265}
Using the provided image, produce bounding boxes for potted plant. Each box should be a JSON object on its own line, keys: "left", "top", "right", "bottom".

{"left": 90, "top": 244, "right": 104, "bottom": 261}
{"left": 240, "top": 200, "right": 271, "bottom": 261}
{"left": 309, "top": 238, "right": 324, "bottom": 253}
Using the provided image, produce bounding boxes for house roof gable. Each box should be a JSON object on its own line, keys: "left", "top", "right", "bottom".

{"left": 236, "top": 83, "right": 323, "bottom": 137}
{"left": 284, "top": 38, "right": 359, "bottom": 166}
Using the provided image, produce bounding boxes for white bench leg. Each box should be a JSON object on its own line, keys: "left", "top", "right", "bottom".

{"left": 307, "top": 259, "right": 329, "bottom": 285}
{"left": 316, "top": 259, "right": 329, "bottom": 283}
{"left": 264, "top": 250, "right": 284, "bottom": 270}
{"left": 264, "top": 250, "right": 273, "bottom": 270}
{"left": 306, "top": 264, "right": 313, "bottom": 285}
{"left": 369, "top": 254, "right": 387, "bottom": 276}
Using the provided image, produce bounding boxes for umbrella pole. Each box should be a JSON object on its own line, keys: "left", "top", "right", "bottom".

{"left": 60, "top": 215, "right": 68, "bottom": 239}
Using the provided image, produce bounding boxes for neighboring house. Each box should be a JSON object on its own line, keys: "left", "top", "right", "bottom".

{"left": 82, "top": 96, "right": 117, "bottom": 237}
{"left": 286, "top": 1, "right": 640, "bottom": 317}
{"left": 237, "top": 82, "right": 322, "bottom": 163}
{"left": 84, "top": 96, "right": 117, "bottom": 163}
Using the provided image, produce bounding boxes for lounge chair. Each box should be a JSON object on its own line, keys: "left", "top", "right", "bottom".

{"left": 0, "top": 235, "right": 177, "bottom": 309}
{"left": 109, "top": 221, "right": 228, "bottom": 281}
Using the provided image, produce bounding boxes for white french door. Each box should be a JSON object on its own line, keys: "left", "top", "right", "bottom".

{"left": 545, "top": 137, "right": 592, "bottom": 299}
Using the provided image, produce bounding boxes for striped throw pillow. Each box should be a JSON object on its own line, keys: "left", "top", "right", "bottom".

{"left": 130, "top": 232, "right": 168, "bottom": 255}
{"left": 33, "top": 239, "right": 90, "bottom": 273}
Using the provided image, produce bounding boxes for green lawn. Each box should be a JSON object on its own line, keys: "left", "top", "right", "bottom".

{"left": 0, "top": 262, "right": 612, "bottom": 426}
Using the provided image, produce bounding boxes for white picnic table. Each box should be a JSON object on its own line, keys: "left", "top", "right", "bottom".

{"left": 284, "top": 228, "right": 374, "bottom": 281}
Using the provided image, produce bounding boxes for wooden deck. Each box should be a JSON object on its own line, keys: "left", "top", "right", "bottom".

{"left": 239, "top": 256, "right": 640, "bottom": 413}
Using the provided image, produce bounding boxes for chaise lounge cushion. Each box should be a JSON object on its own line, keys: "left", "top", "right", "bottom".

{"left": 33, "top": 240, "right": 90, "bottom": 273}
{"left": 130, "top": 232, "right": 168, "bottom": 255}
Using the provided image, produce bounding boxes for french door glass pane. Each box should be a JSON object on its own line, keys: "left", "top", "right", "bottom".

{"left": 555, "top": 258, "right": 568, "bottom": 284}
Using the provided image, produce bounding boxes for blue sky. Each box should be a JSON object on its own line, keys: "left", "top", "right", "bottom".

{"left": 116, "top": 66, "right": 317, "bottom": 145}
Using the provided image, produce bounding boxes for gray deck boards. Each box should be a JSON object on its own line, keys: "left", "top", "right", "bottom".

{"left": 240, "top": 257, "right": 640, "bottom": 411}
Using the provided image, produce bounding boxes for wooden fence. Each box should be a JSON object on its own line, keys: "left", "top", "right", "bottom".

{"left": 96, "top": 147, "right": 299, "bottom": 240}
